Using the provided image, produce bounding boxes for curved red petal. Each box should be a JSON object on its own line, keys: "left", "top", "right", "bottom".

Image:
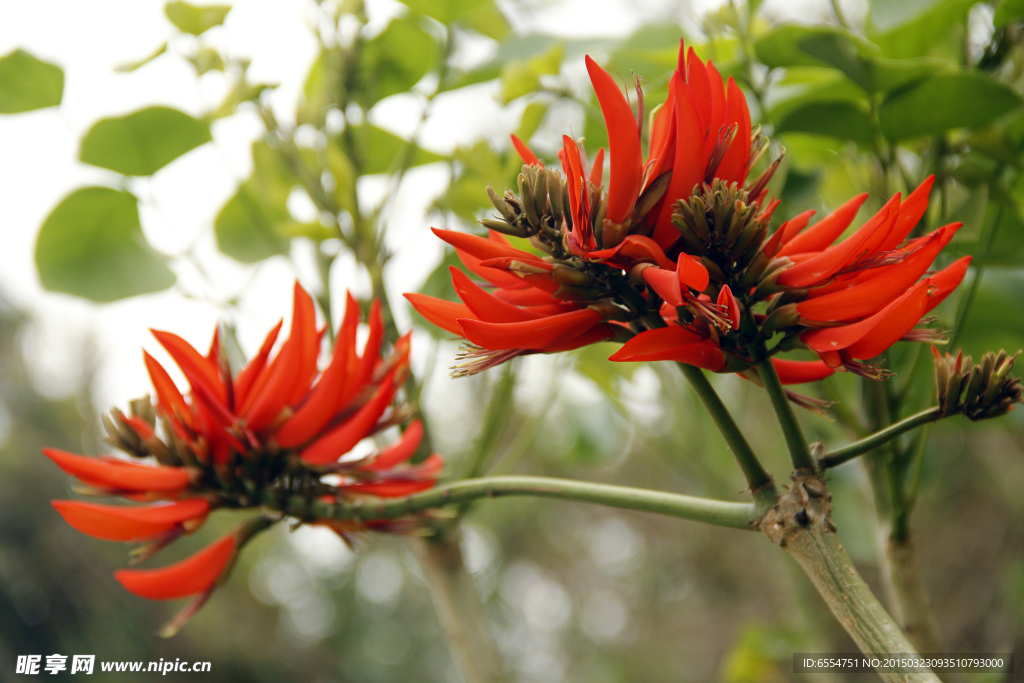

{"left": 772, "top": 359, "right": 836, "bottom": 385}
{"left": 924, "top": 255, "right": 971, "bottom": 314}
{"left": 459, "top": 308, "right": 603, "bottom": 351}
{"left": 299, "top": 371, "right": 399, "bottom": 465}
{"left": 233, "top": 320, "right": 282, "bottom": 409}
{"left": 585, "top": 55, "right": 643, "bottom": 224}
{"left": 652, "top": 77, "right": 705, "bottom": 246}
{"left": 115, "top": 534, "right": 235, "bottom": 600}
{"left": 803, "top": 280, "right": 929, "bottom": 357}
{"left": 777, "top": 193, "right": 869, "bottom": 257}
{"left": 715, "top": 78, "right": 752, "bottom": 184}
{"left": 43, "top": 448, "right": 190, "bottom": 492}
{"left": 677, "top": 252, "right": 710, "bottom": 292}
{"left": 797, "top": 226, "right": 957, "bottom": 322}
{"left": 366, "top": 420, "right": 424, "bottom": 471}
{"left": 151, "top": 330, "right": 226, "bottom": 405}
{"left": 451, "top": 267, "right": 541, "bottom": 323}
{"left": 643, "top": 267, "right": 683, "bottom": 306}
{"left": 404, "top": 293, "right": 473, "bottom": 337}
{"left": 52, "top": 499, "right": 209, "bottom": 542}
{"left": 143, "top": 351, "right": 192, "bottom": 432}
{"left": 880, "top": 175, "right": 935, "bottom": 252}
{"left": 510, "top": 134, "right": 542, "bottom": 166}
{"left": 777, "top": 195, "right": 900, "bottom": 288}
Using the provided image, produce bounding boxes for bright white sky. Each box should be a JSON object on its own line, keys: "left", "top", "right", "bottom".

{"left": 0, "top": 0, "right": 835, "bottom": 419}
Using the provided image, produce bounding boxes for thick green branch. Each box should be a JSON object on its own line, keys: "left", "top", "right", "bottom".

{"left": 818, "top": 408, "right": 942, "bottom": 470}
{"left": 756, "top": 358, "right": 815, "bottom": 470}
{"left": 269, "top": 476, "right": 759, "bottom": 531}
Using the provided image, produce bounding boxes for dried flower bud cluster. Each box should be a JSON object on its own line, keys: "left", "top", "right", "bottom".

{"left": 934, "top": 348, "right": 1023, "bottom": 420}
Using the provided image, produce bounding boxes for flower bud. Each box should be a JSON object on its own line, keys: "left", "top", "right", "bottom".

{"left": 934, "top": 348, "right": 1024, "bottom": 419}
{"left": 760, "top": 304, "right": 800, "bottom": 337}
{"left": 486, "top": 185, "right": 518, "bottom": 222}
{"left": 480, "top": 218, "right": 532, "bottom": 238}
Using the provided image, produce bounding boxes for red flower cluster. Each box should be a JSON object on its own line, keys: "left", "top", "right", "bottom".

{"left": 408, "top": 41, "right": 766, "bottom": 374}
{"left": 409, "top": 38, "right": 968, "bottom": 387}
{"left": 45, "top": 284, "right": 441, "bottom": 633}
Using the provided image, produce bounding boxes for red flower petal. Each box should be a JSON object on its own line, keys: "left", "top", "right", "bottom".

{"left": 685, "top": 48, "right": 713, "bottom": 131}
{"left": 544, "top": 322, "right": 616, "bottom": 351}
{"left": 643, "top": 267, "right": 683, "bottom": 306}
{"left": 609, "top": 326, "right": 726, "bottom": 370}
{"left": 143, "top": 351, "right": 192, "bottom": 432}
{"left": 451, "top": 267, "right": 541, "bottom": 323}
{"left": 587, "top": 235, "right": 676, "bottom": 270}
{"left": 924, "top": 255, "right": 971, "bottom": 314}
{"left": 233, "top": 320, "right": 283, "bottom": 409}
{"left": 652, "top": 76, "right": 705, "bottom": 246}
{"left": 493, "top": 287, "right": 560, "bottom": 307}
{"left": 43, "top": 448, "right": 190, "bottom": 492}
{"left": 797, "top": 225, "right": 959, "bottom": 322}
{"left": 510, "top": 134, "right": 541, "bottom": 166}
{"left": 151, "top": 330, "right": 227, "bottom": 405}
{"left": 585, "top": 55, "right": 643, "bottom": 224}
{"left": 772, "top": 359, "right": 835, "bottom": 385}
{"left": 677, "top": 252, "right": 710, "bottom": 292}
{"left": 300, "top": 371, "right": 399, "bottom": 465}
{"left": 777, "top": 194, "right": 900, "bottom": 288}
{"left": 803, "top": 280, "right": 929, "bottom": 359}
{"left": 115, "top": 534, "right": 235, "bottom": 600}
{"left": 433, "top": 228, "right": 543, "bottom": 265}
{"left": 52, "top": 499, "right": 209, "bottom": 542}
{"left": 590, "top": 147, "right": 605, "bottom": 187}
{"left": 715, "top": 77, "right": 752, "bottom": 184}
{"left": 459, "top": 308, "right": 604, "bottom": 351}
{"left": 717, "top": 284, "right": 740, "bottom": 330}
{"left": 405, "top": 293, "right": 474, "bottom": 336}
{"left": 777, "top": 193, "right": 868, "bottom": 257}
{"left": 879, "top": 175, "right": 935, "bottom": 252}
{"left": 366, "top": 420, "right": 424, "bottom": 471}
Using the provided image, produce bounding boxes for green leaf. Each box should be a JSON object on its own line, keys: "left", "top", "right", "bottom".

{"left": 754, "top": 25, "right": 877, "bottom": 71}
{"left": 865, "top": 56, "right": 946, "bottom": 92}
{"left": 356, "top": 17, "right": 439, "bottom": 105}
{"left": 0, "top": 49, "right": 63, "bottom": 114}
{"left": 164, "top": 1, "right": 231, "bottom": 36}
{"left": 458, "top": 2, "right": 511, "bottom": 40}
{"left": 114, "top": 43, "right": 168, "bottom": 73}
{"left": 35, "top": 187, "right": 175, "bottom": 302}
{"left": 214, "top": 183, "right": 291, "bottom": 262}
{"left": 869, "top": 0, "right": 975, "bottom": 59}
{"left": 297, "top": 49, "right": 343, "bottom": 127}
{"left": 515, "top": 101, "right": 548, "bottom": 142}
{"left": 400, "top": 0, "right": 510, "bottom": 38}
{"left": 79, "top": 106, "right": 212, "bottom": 176}
{"left": 878, "top": 72, "right": 1023, "bottom": 140}
{"left": 213, "top": 141, "right": 306, "bottom": 262}
{"left": 345, "top": 125, "right": 446, "bottom": 175}
{"left": 995, "top": 0, "right": 1024, "bottom": 26}
{"left": 795, "top": 31, "right": 876, "bottom": 91}
{"left": 187, "top": 47, "right": 225, "bottom": 75}
{"left": 775, "top": 100, "right": 874, "bottom": 145}
{"left": 499, "top": 42, "right": 563, "bottom": 103}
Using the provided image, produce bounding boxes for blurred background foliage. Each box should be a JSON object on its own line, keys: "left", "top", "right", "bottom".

{"left": 4, "top": 0, "right": 1024, "bottom": 680}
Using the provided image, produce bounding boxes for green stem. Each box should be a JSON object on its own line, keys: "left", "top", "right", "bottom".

{"left": 756, "top": 358, "right": 815, "bottom": 470}
{"left": 676, "top": 363, "right": 778, "bottom": 510}
{"left": 818, "top": 408, "right": 942, "bottom": 469}
{"left": 272, "top": 476, "right": 759, "bottom": 531}
{"left": 638, "top": 313, "right": 776, "bottom": 508}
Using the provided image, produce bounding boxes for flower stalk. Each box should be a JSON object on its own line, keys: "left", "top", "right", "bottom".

{"left": 818, "top": 408, "right": 942, "bottom": 469}
{"left": 755, "top": 357, "right": 816, "bottom": 470}
{"left": 266, "top": 475, "right": 759, "bottom": 531}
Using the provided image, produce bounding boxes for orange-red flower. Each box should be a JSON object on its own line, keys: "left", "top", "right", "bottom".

{"left": 409, "top": 38, "right": 968, "bottom": 392}
{"left": 45, "top": 283, "right": 442, "bottom": 633}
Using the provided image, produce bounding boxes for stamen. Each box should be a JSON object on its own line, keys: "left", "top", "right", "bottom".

{"left": 452, "top": 344, "right": 526, "bottom": 377}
